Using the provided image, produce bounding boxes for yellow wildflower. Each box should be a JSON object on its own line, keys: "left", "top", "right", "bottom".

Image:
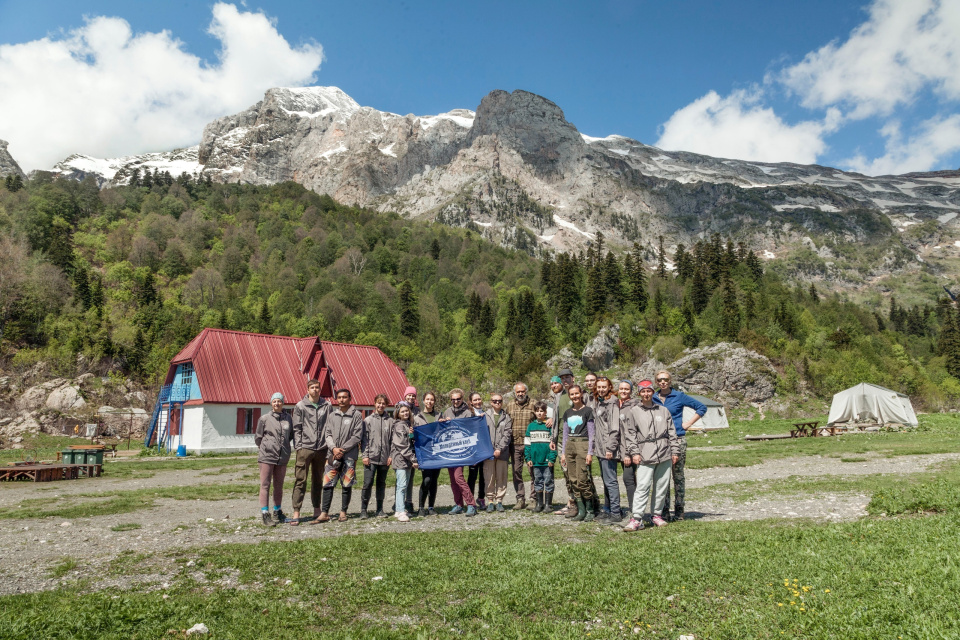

{"left": 778, "top": 603, "right": 783, "bottom": 607}
{"left": 824, "top": 589, "right": 830, "bottom": 593}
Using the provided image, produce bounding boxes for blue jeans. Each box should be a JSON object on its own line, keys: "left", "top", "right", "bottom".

{"left": 532, "top": 465, "right": 554, "bottom": 492}
{"left": 394, "top": 468, "right": 412, "bottom": 514}
{"left": 599, "top": 458, "right": 621, "bottom": 515}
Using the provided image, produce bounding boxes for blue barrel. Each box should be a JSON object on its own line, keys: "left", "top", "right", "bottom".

{"left": 176, "top": 445, "right": 187, "bottom": 457}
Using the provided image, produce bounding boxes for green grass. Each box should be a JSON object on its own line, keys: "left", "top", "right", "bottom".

{"left": 0, "top": 484, "right": 257, "bottom": 520}
{"left": 109, "top": 523, "right": 142, "bottom": 532}
{"left": 0, "top": 434, "right": 145, "bottom": 463}
{"left": 685, "top": 414, "right": 960, "bottom": 469}
{"left": 47, "top": 557, "right": 77, "bottom": 579}
{"left": 3, "top": 514, "right": 959, "bottom": 639}
{"left": 102, "top": 458, "right": 254, "bottom": 479}
{"left": 868, "top": 479, "right": 960, "bottom": 515}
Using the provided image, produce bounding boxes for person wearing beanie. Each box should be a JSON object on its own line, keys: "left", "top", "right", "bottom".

{"left": 317, "top": 388, "right": 363, "bottom": 523}
{"left": 255, "top": 392, "right": 294, "bottom": 526}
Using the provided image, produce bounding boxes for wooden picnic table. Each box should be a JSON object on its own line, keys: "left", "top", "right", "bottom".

{"left": 790, "top": 421, "right": 820, "bottom": 438}
{"left": 0, "top": 463, "right": 102, "bottom": 482}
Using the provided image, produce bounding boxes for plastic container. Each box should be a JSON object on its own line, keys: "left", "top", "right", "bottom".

{"left": 84, "top": 450, "right": 104, "bottom": 465}
{"left": 176, "top": 445, "right": 187, "bottom": 457}
{"left": 61, "top": 450, "right": 76, "bottom": 464}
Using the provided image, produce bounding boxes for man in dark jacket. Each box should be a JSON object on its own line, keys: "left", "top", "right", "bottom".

{"left": 290, "top": 379, "right": 330, "bottom": 525}
{"left": 317, "top": 389, "right": 363, "bottom": 523}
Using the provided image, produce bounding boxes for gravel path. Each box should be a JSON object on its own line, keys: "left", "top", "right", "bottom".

{"left": 1, "top": 451, "right": 956, "bottom": 596}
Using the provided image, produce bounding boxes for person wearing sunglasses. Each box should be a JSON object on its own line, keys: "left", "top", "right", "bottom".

{"left": 482, "top": 393, "right": 513, "bottom": 512}
{"left": 441, "top": 388, "right": 478, "bottom": 517}
{"left": 651, "top": 370, "right": 706, "bottom": 521}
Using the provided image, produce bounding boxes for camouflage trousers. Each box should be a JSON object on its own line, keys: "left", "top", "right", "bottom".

{"left": 661, "top": 436, "right": 687, "bottom": 517}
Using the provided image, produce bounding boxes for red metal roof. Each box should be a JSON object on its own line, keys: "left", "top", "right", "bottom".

{"left": 164, "top": 328, "right": 409, "bottom": 407}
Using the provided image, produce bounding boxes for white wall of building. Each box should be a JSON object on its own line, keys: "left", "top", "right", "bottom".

{"left": 180, "top": 403, "right": 265, "bottom": 453}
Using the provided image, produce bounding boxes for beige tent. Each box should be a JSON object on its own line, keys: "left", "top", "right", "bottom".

{"left": 826, "top": 383, "right": 918, "bottom": 427}
{"left": 683, "top": 394, "right": 729, "bottom": 430}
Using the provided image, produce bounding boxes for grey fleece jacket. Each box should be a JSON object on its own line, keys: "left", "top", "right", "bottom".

{"left": 324, "top": 407, "right": 364, "bottom": 460}
{"left": 255, "top": 410, "right": 294, "bottom": 465}
{"left": 484, "top": 409, "right": 513, "bottom": 460}
{"left": 390, "top": 419, "right": 417, "bottom": 469}
{"left": 592, "top": 395, "right": 622, "bottom": 459}
{"left": 292, "top": 394, "right": 331, "bottom": 451}
{"left": 621, "top": 402, "right": 679, "bottom": 465}
{"left": 362, "top": 411, "right": 394, "bottom": 466}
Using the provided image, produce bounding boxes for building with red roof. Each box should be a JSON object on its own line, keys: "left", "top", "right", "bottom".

{"left": 147, "top": 328, "right": 410, "bottom": 453}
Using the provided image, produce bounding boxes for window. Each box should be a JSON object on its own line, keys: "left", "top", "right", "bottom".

{"left": 236, "top": 408, "right": 260, "bottom": 435}
{"left": 180, "top": 363, "right": 193, "bottom": 388}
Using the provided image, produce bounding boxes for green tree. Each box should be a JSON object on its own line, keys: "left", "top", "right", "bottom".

{"left": 526, "top": 301, "right": 551, "bottom": 356}
{"left": 719, "top": 277, "right": 740, "bottom": 341}
{"left": 398, "top": 280, "right": 420, "bottom": 339}
{"left": 656, "top": 235, "right": 668, "bottom": 278}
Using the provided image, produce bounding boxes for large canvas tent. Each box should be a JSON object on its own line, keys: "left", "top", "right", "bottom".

{"left": 683, "top": 394, "right": 729, "bottom": 430}
{"left": 827, "top": 383, "right": 918, "bottom": 427}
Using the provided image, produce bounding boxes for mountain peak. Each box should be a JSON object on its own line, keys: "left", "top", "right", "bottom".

{"left": 263, "top": 86, "right": 361, "bottom": 120}
{"left": 0, "top": 139, "right": 26, "bottom": 179}
{"left": 468, "top": 89, "right": 584, "bottom": 175}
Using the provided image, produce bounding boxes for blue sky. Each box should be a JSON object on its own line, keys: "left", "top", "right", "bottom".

{"left": 1, "top": 0, "right": 958, "bottom": 175}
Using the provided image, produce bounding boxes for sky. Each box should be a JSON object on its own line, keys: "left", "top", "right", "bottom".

{"left": 1, "top": 0, "right": 959, "bottom": 175}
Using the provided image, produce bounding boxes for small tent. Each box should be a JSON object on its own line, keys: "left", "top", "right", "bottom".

{"left": 683, "top": 394, "right": 729, "bottom": 430}
{"left": 827, "top": 382, "right": 918, "bottom": 427}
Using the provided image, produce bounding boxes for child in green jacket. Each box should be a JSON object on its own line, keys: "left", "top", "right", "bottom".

{"left": 524, "top": 401, "right": 557, "bottom": 512}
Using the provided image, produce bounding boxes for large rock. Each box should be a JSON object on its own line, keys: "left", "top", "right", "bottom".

{"left": 45, "top": 385, "right": 86, "bottom": 412}
{"left": 0, "top": 139, "right": 25, "bottom": 179}
{"left": 98, "top": 406, "right": 150, "bottom": 437}
{"left": 0, "top": 411, "right": 41, "bottom": 439}
{"left": 667, "top": 342, "right": 777, "bottom": 405}
{"left": 581, "top": 324, "right": 620, "bottom": 371}
{"left": 627, "top": 358, "right": 668, "bottom": 384}
{"left": 546, "top": 347, "right": 578, "bottom": 373}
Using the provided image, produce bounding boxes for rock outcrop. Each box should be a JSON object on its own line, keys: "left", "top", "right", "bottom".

{"left": 667, "top": 343, "right": 778, "bottom": 405}
{"left": 581, "top": 324, "right": 620, "bottom": 371}
{"left": 0, "top": 139, "right": 25, "bottom": 179}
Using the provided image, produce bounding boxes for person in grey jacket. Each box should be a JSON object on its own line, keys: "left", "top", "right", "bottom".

{"left": 290, "top": 379, "right": 331, "bottom": 525}
{"left": 616, "top": 380, "right": 639, "bottom": 521}
{"left": 317, "top": 389, "right": 363, "bottom": 523}
{"left": 483, "top": 392, "right": 513, "bottom": 512}
{"left": 360, "top": 393, "right": 393, "bottom": 519}
{"left": 592, "top": 377, "right": 622, "bottom": 523}
{"left": 391, "top": 402, "right": 419, "bottom": 522}
{"left": 621, "top": 379, "right": 680, "bottom": 531}
{"left": 255, "top": 392, "right": 294, "bottom": 526}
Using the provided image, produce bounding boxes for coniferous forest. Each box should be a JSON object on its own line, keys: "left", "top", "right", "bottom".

{"left": 1, "top": 171, "right": 958, "bottom": 408}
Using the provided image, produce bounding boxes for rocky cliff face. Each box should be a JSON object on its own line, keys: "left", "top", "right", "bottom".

{"left": 0, "top": 139, "right": 25, "bottom": 179}
{"left": 48, "top": 86, "right": 960, "bottom": 275}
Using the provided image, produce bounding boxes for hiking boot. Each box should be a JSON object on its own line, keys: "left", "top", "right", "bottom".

{"left": 622, "top": 518, "right": 644, "bottom": 532}
{"left": 651, "top": 514, "right": 668, "bottom": 527}
{"left": 417, "top": 508, "right": 426, "bottom": 518}
{"left": 360, "top": 509, "right": 369, "bottom": 520}
{"left": 516, "top": 496, "right": 526, "bottom": 510}
{"left": 465, "top": 505, "right": 477, "bottom": 517}
{"left": 375, "top": 509, "right": 387, "bottom": 518}
{"left": 477, "top": 498, "right": 487, "bottom": 509}
{"left": 272, "top": 509, "right": 286, "bottom": 524}
{"left": 573, "top": 498, "right": 586, "bottom": 521}
{"left": 448, "top": 505, "right": 464, "bottom": 515}
{"left": 261, "top": 511, "right": 274, "bottom": 527}
{"left": 496, "top": 502, "right": 505, "bottom": 513}
{"left": 427, "top": 507, "right": 438, "bottom": 516}
{"left": 486, "top": 503, "right": 495, "bottom": 513}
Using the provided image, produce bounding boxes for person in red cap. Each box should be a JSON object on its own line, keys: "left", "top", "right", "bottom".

{"left": 621, "top": 379, "right": 679, "bottom": 531}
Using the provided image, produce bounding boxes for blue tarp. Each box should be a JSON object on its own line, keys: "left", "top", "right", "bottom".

{"left": 413, "top": 415, "right": 493, "bottom": 469}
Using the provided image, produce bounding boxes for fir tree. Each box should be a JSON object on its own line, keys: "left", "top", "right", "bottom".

{"left": 526, "top": 301, "right": 551, "bottom": 355}
{"left": 73, "top": 266, "right": 91, "bottom": 311}
{"left": 141, "top": 169, "right": 153, "bottom": 188}
{"left": 258, "top": 300, "right": 272, "bottom": 334}
{"left": 602, "top": 251, "right": 622, "bottom": 308}
{"left": 466, "top": 292, "right": 482, "bottom": 326}
{"left": 809, "top": 283, "right": 820, "bottom": 304}
{"left": 505, "top": 297, "right": 520, "bottom": 337}
{"left": 478, "top": 301, "right": 496, "bottom": 337}
{"left": 398, "top": 281, "right": 419, "bottom": 339}
{"left": 430, "top": 238, "right": 441, "bottom": 260}
{"left": 690, "top": 265, "right": 711, "bottom": 314}
{"left": 656, "top": 235, "right": 668, "bottom": 278}
{"left": 129, "top": 168, "right": 141, "bottom": 187}
{"left": 719, "top": 277, "right": 741, "bottom": 341}
{"left": 674, "top": 243, "right": 693, "bottom": 282}
{"left": 743, "top": 290, "right": 755, "bottom": 325}
{"left": 586, "top": 262, "right": 605, "bottom": 317}
{"left": 745, "top": 250, "right": 764, "bottom": 283}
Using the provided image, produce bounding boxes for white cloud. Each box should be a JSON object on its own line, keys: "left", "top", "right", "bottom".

{"left": 844, "top": 114, "right": 960, "bottom": 175}
{"left": 0, "top": 3, "right": 323, "bottom": 170}
{"left": 655, "top": 89, "right": 838, "bottom": 163}
{"left": 779, "top": 0, "right": 960, "bottom": 119}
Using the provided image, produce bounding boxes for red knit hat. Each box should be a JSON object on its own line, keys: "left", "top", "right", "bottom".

{"left": 637, "top": 379, "right": 654, "bottom": 390}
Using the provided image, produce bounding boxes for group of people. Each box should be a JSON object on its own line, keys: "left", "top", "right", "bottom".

{"left": 254, "top": 368, "right": 707, "bottom": 532}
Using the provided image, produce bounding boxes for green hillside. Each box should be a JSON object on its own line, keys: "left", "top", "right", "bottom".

{"left": 1, "top": 172, "right": 958, "bottom": 408}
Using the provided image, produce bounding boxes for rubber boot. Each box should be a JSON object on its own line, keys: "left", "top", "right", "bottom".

{"left": 583, "top": 503, "right": 595, "bottom": 523}
{"left": 545, "top": 491, "right": 554, "bottom": 512}
{"left": 533, "top": 492, "right": 543, "bottom": 513}
{"left": 573, "top": 498, "right": 587, "bottom": 521}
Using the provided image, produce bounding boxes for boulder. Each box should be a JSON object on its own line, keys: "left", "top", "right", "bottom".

{"left": 77, "top": 373, "right": 95, "bottom": 386}
{"left": 581, "top": 324, "right": 620, "bottom": 371}
{"left": 546, "top": 347, "right": 578, "bottom": 373}
{"left": 125, "top": 391, "right": 148, "bottom": 407}
{"left": 15, "top": 385, "right": 49, "bottom": 412}
{"left": 0, "top": 411, "right": 41, "bottom": 439}
{"left": 98, "top": 406, "right": 150, "bottom": 437}
{"left": 627, "top": 358, "right": 668, "bottom": 384}
{"left": 667, "top": 342, "right": 777, "bottom": 405}
{"left": 45, "top": 385, "right": 86, "bottom": 412}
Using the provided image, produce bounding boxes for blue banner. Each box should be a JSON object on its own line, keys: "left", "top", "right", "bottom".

{"left": 413, "top": 416, "right": 493, "bottom": 469}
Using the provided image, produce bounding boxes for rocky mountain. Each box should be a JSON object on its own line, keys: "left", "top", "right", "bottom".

{"left": 45, "top": 86, "right": 960, "bottom": 283}
{"left": 0, "top": 139, "right": 25, "bottom": 179}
